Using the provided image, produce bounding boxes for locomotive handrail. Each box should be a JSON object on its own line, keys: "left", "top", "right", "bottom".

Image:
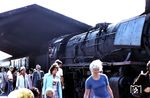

{"left": 64, "top": 63, "right": 90, "bottom": 67}
{"left": 62, "top": 61, "right": 146, "bottom": 67}
{"left": 103, "top": 61, "right": 146, "bottom": 66}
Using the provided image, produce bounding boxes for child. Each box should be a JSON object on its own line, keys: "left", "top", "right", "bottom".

{"left": 46, "top": 88, "right": 54, "bottom": 98}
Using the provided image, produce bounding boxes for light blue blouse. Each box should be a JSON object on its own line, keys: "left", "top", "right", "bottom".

{"left": 42, "top": 73, "right": 62, "bottom": 98}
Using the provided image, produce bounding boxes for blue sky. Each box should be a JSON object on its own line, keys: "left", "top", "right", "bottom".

{"left": 0, "top": 0, "right": 145, "bottom": 60}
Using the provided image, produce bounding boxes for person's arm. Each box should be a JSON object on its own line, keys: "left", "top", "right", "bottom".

{"left": 26, "top": 74, "right": 30, "bottom": 89}
{"left": 84, "top": 88, "right": 90, "bottom": 98}
{"left": 58, "top": 78, "right": 62, "bottom": 98}
{"left": 59, "top": 68, "right": 64, "bottom": 89}
{"left": 107, "top": 85, "right": 114, "bottom": 98}
{"left": 103, "top": 74, "right": 114, "bottom": 98}
{"left": 32, "top": 72, "right": 35, "bottom": 86}
{"left": 60, "top": 76, "right": 64, "bottom": 89}
{"left": 15, "top": 75, "right": 19, "bottom": 89}
{"left": 42, "top": 74, "right": 47, "bottom": 98}
{"left": 144, "top": 87, "right": 150, "bottom": 93}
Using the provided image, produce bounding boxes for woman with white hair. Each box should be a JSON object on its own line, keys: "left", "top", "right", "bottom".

{"left": 84, "top": 60, "right": 114, "bottom": 98}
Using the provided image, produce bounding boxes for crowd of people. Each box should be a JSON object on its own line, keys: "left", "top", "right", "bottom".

{"left": 0, "top": 64, "right": 43, "bottom": 97}
{"left": 0, "top": 59, "right": 64, "bottom": 98}
{"left": 0, "top": 58, "right": 150, "bottom": 98}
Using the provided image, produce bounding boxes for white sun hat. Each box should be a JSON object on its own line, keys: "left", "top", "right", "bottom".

{"left": 20, "top": 66, "right": 26, "bottom": 71}
{"left": 89, "top": 59, "right": 103, "bottom": 72}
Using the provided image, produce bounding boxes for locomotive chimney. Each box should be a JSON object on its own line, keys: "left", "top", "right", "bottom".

{"left": 145, "top": 0, "right": 150, "bottom": 13}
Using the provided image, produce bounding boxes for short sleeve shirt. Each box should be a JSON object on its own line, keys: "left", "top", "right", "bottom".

{"left": 56, "top": 68, "right": 63, "bottom": 78}
{"left": 85, "top": 74, "right": 110, "bottom": 98}
{"left": 7, "top": 70, "right": 13, "bottom": 80}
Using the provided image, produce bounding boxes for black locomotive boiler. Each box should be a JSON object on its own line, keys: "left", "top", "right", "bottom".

{"left": 48, "top": 14, "right": 150, "bottom": 98}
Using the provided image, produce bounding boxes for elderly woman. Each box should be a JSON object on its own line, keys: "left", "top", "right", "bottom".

{"left": 84, "top": 59, "right": 114, "bottom": 98}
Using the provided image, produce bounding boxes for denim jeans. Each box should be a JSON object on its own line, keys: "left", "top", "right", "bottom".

{"left": 7, "top": 80, "right": 13, "bottom": 94}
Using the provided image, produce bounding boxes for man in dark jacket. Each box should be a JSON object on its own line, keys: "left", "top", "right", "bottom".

{"left": 133, "top": 61, "right": 150, "bottom": 98}
{"left": 32, "top": 64, "right": 44, "bottom": 96}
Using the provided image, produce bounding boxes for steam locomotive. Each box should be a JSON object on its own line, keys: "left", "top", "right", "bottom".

{"left": 48, "top": 5, "right": 150, "bottom": 98}
{"left": 48, "top": 14, "right": 150, "bottom": 98}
